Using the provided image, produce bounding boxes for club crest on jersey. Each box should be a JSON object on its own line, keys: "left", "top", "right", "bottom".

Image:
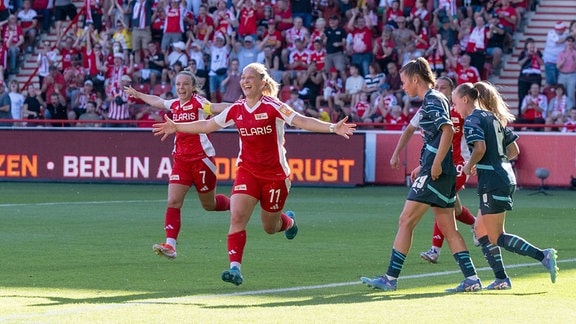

{"left": 279, "top": 105, "right": 293, "bottom": 117}
{"left": 255, "top": 113, "right": 268, "bottom": 120}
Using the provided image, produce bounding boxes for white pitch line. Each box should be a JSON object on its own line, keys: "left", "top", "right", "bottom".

{"left": 0, "top": 200, "right": 165, "bottom": 207}
{"left": 1, "top": 258, "right": 573, "bottom": 321}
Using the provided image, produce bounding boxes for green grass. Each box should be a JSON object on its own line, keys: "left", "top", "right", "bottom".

{"left": 0, "top": 183, "right": 575, "bottom": 323}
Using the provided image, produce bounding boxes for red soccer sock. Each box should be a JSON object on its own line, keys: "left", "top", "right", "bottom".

{"left": 227, "top": 230, "right": 246, "bottom": 264}
{"left": 164, "top": 207, "right": 181, "bottom": 240}
{"left": 432, "top": 221, "right": 444, "bottom": 248}
{"left": 456, "top": 206, "right": 476, "bottom": 225}
{"left": 279, "top": 213, "right": 294, "bottom": 232}
{"left": 214, "top": 194, "right": 230, "bottom": 211}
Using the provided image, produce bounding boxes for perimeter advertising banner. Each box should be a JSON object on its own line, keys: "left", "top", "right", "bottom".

{"left": 0, "top": 129, "right": 365, "bottom": 186}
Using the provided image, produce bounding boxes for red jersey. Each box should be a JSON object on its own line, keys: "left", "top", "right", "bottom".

{"left": 60, "top": 47, "right": 78, "bottom": 71}
{"left": 262, "top": 29, "right": 283, "bottom": 48}
{"left": 213, "top": 95, "right": 296, "bottom": 180}
{"left": 289, "top": 49, "right": 310, "bottom": 71}
{"left": 238, "top": 7, "right": 257, "bottom": 36}
{"left": 450, "top": 109, "right": 465, "bottom": 165}
{"left": 455, "top": 65, "right": 480, "bottom": 85}
{"left": 308, "top": 49, "right": 326, "bottom": 71}
{"left": 349, "top": 26, "right": 373, "bottom": 54}
{"left": 353, "top": 101, "right": 370, "bottom": 119}
{"left": 275, "top": 8, "right": 293, "bottom": 32}
{"left": 165, "top": 95, "right": 215, "bottom": 161}
{"left": 308, "top": 29, "right": 323, "bottom": 51}
{"left": 195, "top": 13, "right": 215, "bottom": 41}
{"left": 385, "top": 113, "right": 408, "bottom": 130}
{"left": 495, "top": 6, "right": 516, "bottom": 31}
{"left": 164, "top": 6, "right": 185, "bottom": 33}
{"left": 2, "top": 25, "right": 23, "bottom": 44}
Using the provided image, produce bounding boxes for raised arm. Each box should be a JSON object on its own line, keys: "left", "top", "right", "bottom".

{"left": 124, "top": 85, "right": 166, "bottom": 109}
{"left": 152, "top": 114, "right": 222, "bottom": 141}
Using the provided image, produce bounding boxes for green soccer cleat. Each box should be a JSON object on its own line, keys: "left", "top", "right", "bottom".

{"left": 284, "top": 211, "right": 298, "bottom": 240}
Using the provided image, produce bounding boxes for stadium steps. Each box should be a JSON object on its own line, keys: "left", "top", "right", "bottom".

{"left": 491, "top": 0, "right": 576, "bottom": 115}
{"left": 13, "top": 0, "right": 86, "bottom": 88}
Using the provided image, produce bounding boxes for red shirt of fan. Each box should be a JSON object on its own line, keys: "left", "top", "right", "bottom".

{"left": 60, "top": 47, "right": 79, "bottom": 71}
{"left": 309, "top": 49, "right": 326, "bottom": 71}
{"left": 164, "top": 6, "right": 184, "bottom": 33}
{"left": 385, "top": 113, "right": 408, "bottom": 130}
{"left": 289, "top": 49, "right": 310, "bottom": 71}
{"left": 84, "top": 48, "right": 98, "bottom": 76}
{"left": 2, "top": 25, "right": 23, "bottom": 44}
{"left": 238, "top": 7, "right": 257, "bottom": 37}
{"left": 262, "top": 29, "right": 283, "bottom": 48}
{"left": 275, "top": 7, "right": 293, "bottom": 32}
{"left": 354, "top": 100, "right": 370, "bottom": 119}
{"left": 195, "top": 13, "right": 215, "bottom": 41}
{"left": 455, "top": 64, "right": 480, "bottom": 85}
{"left": 165, "top": 95, "right": 216, "bottom": 161}
{"left": 213, "top": 96, "right": 297, "bottom": 180}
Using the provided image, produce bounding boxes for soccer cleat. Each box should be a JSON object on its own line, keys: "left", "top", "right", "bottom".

{"left": 446, "top": 278, "right": 482, "bottom": 292}
{"left": 360, "top": 275, "right": 398, "bottom": 291}
{"left": 221, "top": 266, "right": 243, "bottom": 286}
{"left": 152, "top": 243, "right": 177, "bottom": 259}
{"left": 471, "top": 227, "right": 480, "bottom": 247}
{"left": 485, "top": 277, "right": 512, "bottom": 290}
{"left": 284, "top": 211, "right": 298, "bottom": 240}
{"left": 420, "top": 248, "right": 439, "bottom": 264}
{"left": 541, "top": 248, "right": 558, "bottom": 283}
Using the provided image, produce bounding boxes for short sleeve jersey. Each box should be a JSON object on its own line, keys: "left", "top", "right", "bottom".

{"left": 419, "top": 89, "right": 455, "bottom": 175}
{"left": 164, "top": 94, "right": 216, "bottom": 161}
{"left": 464, "top": 109, "right": 519, "bottom": 189}
{"left": 213, "top": 95, "right": 297, "bottom": 180}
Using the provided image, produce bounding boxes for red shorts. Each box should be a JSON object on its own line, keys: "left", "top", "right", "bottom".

{"left": 232, "top": 167, "right": 291, "bottom": 213}
{"left": 455, "top": 161, "right": 468, "bottom": 192}
{"left": 169, "top": 156, "right": 217, "bottom": 193}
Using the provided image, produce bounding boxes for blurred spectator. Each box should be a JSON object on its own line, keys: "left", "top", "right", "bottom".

{"left": 135, "top": 41, "right": 164, "bottom": 87}
{"left": 77, "top": 101, "right": 102, "bottom": 127}
{"left": 213, "top": 0, "right": 237, "bottom": 36}
{"left": 495, "top": 0, "right": 517, "bottom": 35}
{"left": 546, "top": 84, "right": 572, "bottom": 131}
{"left": 17, "top": 0, "right": 38, "bottom": 54}
{"left": 54, "top": 0, "right": 77, "bottom": 39}
{"left": 296, "top": 61, "right": 323, "bottom": 113}
{"left": 317, "top": 67, "right": 343, "bottom": 113}
{"left": 193, "top": 4, "right": 215, "bottom": 42}
{"left": 383, "top": 104, "right": 408, "bottom": 130}
{"left": 233, "top": 34, "right": 264, "bottom": 72}
{"left": 556, "top": 35, "right": 576, "bottom": 106}
{"left": 135, "top": 104, "right": 165, "bottom": 127}
{"left": 292, "top": 0, "right": 313, "bottom": 28}
{"left": 258, "top": 45, "right": 283, "bottom": 83}
{"left": 323, "top": 15, "right": 347, "bottom": 80}
{"left": 237, "top": 0, "right": 257, "bottom": 38}
{"left": 104, "top": 74, "right": 133, "bottom": 127}
{"left": 45, "top": 92, "right": 69, "bottom": 127}
{"left": 207, "top": 32, "right": 231, "bottom": 102}
{"left": 283, "top": 16, "right": 310, "bottom": 66}
{"left": 161, "top": 0, "right": 187, "bottom": 52}
{"left": 373, "top": 25, "right": 397, "bottom": 75}
{"left": 543, "top": 21, "right": 569, "bottom": 86}
{"left": 31, "top": 0, "right": 52, "bottom": 35}
{"left": 282, "top": 37, "right": 310, "bottom": 86}
{"left": 400, "top": 41, "right": 423, "bottom": 66}
{"left": 351, "top": 91, "right": 370, "bottom": 123}
{"left": 392, "top": 15, "right": 414, "bottom": 59}
{"left": 57, "top": 35, "right": 79, "bottom": 72}
{"left": 3, "top": 15, "right": 24, "bottom": 75}
{"left": 562, "top": 107, "right": 576, "bottom": 132}
{"left": 221, "top": 58, "right": 243, "bottom": 103}
{"left": 63, "top": 57, "right": 87, "bottom": 109}
{"left": 362, "top": 61, "right": 385, "bottom": 104}
{"left": 7, "top": 80, "right": 24, "bottom": 126}
{"left": 41, "top": 65, "right": 66, "bottom": 103}
{"left": 436, "top": 15, "right": 457, "bottom": 49}
{"left": 517, "top": 82, "right": 547, "bottom": 130}
{"left": 424, "top": 34, "right": 446, "bottom": 77}
{"left": 486, "top": 14, "right": 506, "bottom": 76}
{"left": 186, "top": 39, "right": 205, "bottom": 71}
{"left": 517, "top": 37, "right": 543, "bottom": 116}
{"left": 347, "top": 8, "right": 373, "bottom": 76}
{"left": 309, "top": 39, "right": 326, "bottom": 72}
{"left": 408, "top": 0, "right": 429, "bottom": 26}
{"left": 23, "top": 84, "right": 45, "bottom": 125}
{"left": 150, "top": 4, "right": 166, "bottom": 43}
{"left": 261, "top": 19, "right": 283, "bottom": 54}
{"left": 37, "top": 40, "right": 58, "bottom": 86}
{"left": 384, "top": 0, "right": 403, "bottom": 28}
{"left": 455, "top": 53, "right": 480, "bottom": 85}
{"left": 274, "top": 0, "right": 293, "bottom": 33}
{"left": 257, "top": 5, "right": 274, "bottom": 37}
{"left": 337, "top": 64, "right": 364, "bottom": 114}
{"left": 112, "top": 19, "right": 132, "bottom": 55}
{"left": 384, "top": 61, "right": 403, "bottom": 103}
{"left": 73, "top": 79, "right": 100, "bottom": 119}
{"left": 456, "top": 17, "right": 472, "bottom": 54}
{"left": 128, "top": 0, "right": 154, "bottom": 65}
{"left": 86, "top": 0, "right": 104, "bottom": 32}
{"left": 411, "top": 16, "right": 429, "bottom": 52}
{"left": 286, "top": 87, "right": 306, "bottom": 115}
{"left": 84, "top": 32, "right": 107, "bottom": 92}
{"left": 466, "top": 15, "right": 489, "bottom": 77}
{"left": 309, "top": 18, "right": 326, "bottom": 52}
{"left": 0, "top": 79, "right": 11, "bottom": 126}
{"left": 107, "top": 51, "right": 134, "bottom": 89}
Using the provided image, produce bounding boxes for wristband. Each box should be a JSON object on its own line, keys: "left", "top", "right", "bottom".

{"left": 329, "top": 123, "right": 336, "bottom": 133}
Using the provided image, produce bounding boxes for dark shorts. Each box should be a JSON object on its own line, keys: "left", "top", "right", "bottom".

{"left": 407, "top": 170, "right": 456, "bottom": 208}
{"left": 55, "top": 4, "right": 77, "bottom": 22}
{"left": 478, "top": 185, "right": 515, "bottom": 215}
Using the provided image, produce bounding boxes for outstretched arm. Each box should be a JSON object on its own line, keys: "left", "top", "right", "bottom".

{"left": 291, "top": 114, "right": 356, "bottom": 139}
{"left": 124, "top": 86, "right": 166, "bottom": 109}
{"left": 152, "top": 115, "right": 222, "bottom": 141}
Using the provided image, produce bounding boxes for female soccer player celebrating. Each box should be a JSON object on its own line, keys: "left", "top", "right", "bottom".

{"left": 153, "top": 63, "right": 356, "bottom": 286}
{"left": 452, "top": 81, "right": 558, "bottom": 289}
{"left": 361, "top": 58, "right": 482, "bottom": 292}
{"left": 124, "top": 71, "right": 231, "bottom": 260}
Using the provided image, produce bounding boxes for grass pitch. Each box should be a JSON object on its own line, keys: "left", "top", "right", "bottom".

{"left": 0, "top": 183, "right": 574, "bottom": 323}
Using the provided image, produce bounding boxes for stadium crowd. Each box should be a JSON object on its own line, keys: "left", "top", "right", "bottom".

{"left": 0, "top": 0, "right": 576, "bottom": 131}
